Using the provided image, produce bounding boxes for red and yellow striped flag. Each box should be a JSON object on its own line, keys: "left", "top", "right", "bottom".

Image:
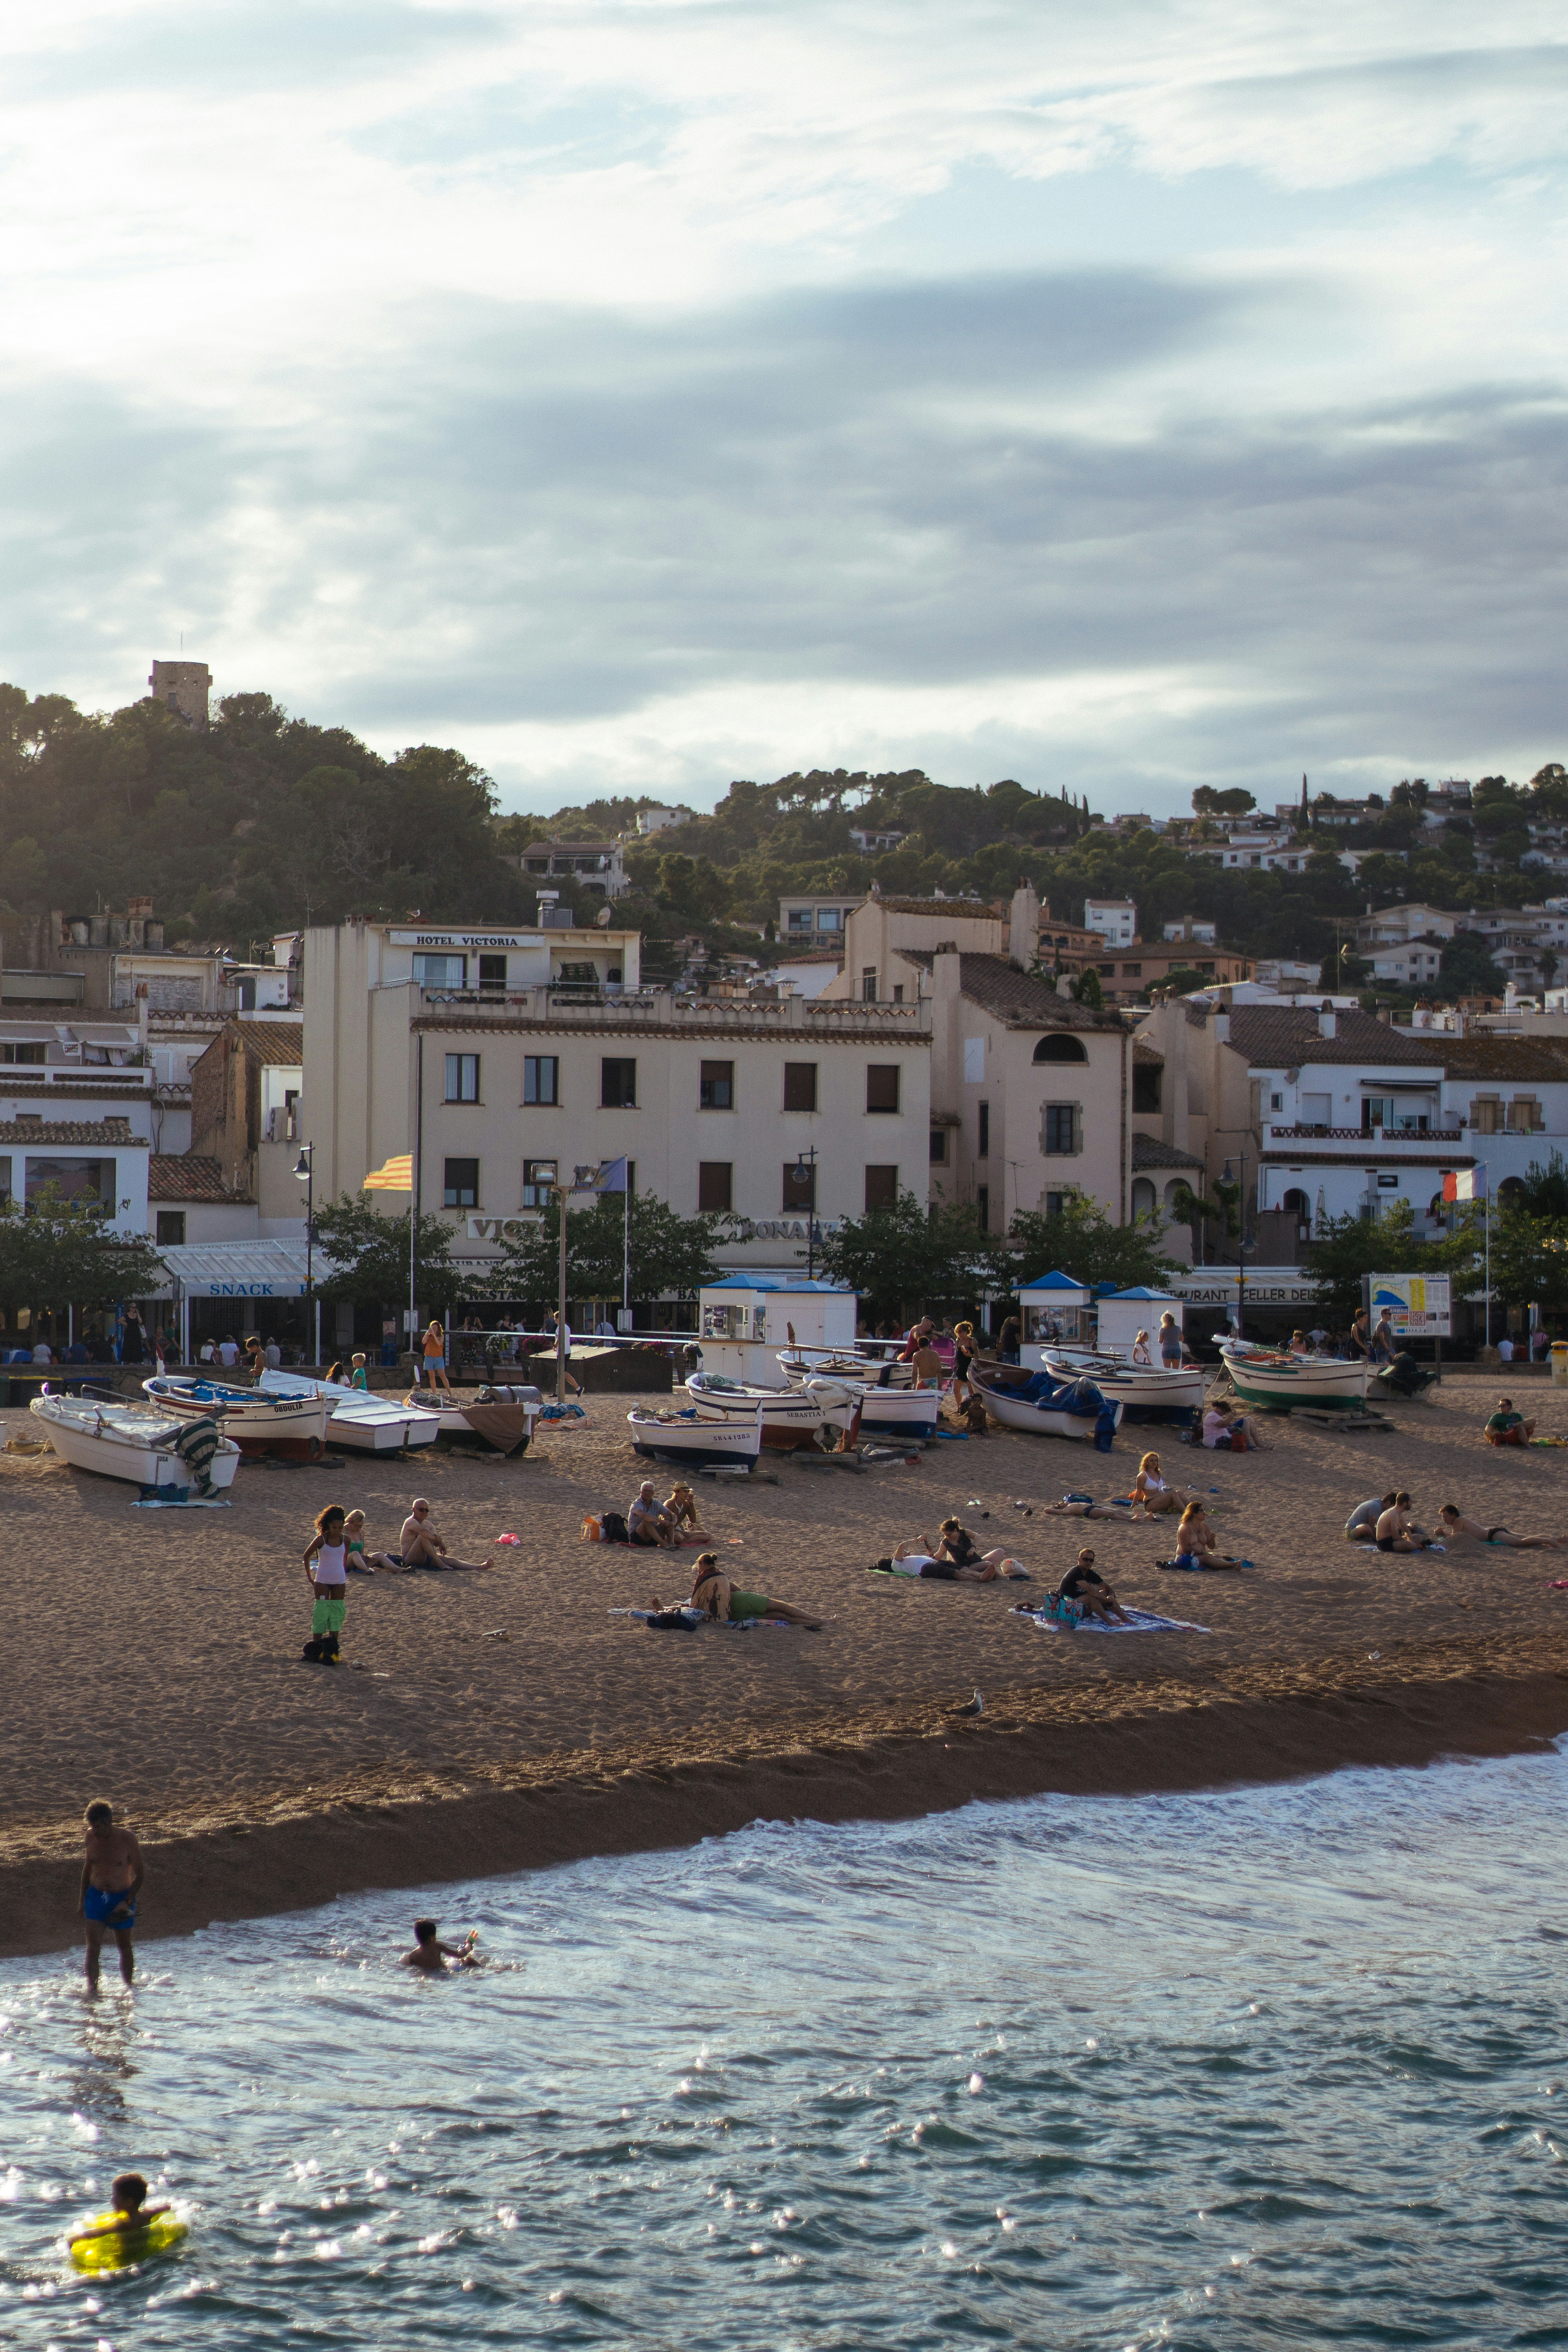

{"left": 363, "top": 1154, "right": 414, "bottom": 1192}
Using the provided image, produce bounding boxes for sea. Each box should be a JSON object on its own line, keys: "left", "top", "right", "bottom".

{"left": 4, "top": 1742, "right": 1568, "bottom": 2350}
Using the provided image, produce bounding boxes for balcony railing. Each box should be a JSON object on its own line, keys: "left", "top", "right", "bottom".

{"left": 1265, "top": 1123, "right": 1464, "bottom": 1145}
{"left": 0, "top": 1065, "right": 152, "bottom": 1089}
{"left": 416, "top": 987, "right": 932, "bottom": 1031}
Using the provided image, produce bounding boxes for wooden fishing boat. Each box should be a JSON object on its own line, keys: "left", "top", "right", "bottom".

{"left": 1217, "top": 1341, "right": 1368, "bottom": 1413}
{"left": 32, "top": 1393, "right": 241, "bottom": 1490}
{"left": 142, "top": 1375, "right": 331, "bottom": 1453}
{"left": 628, "top": 1404, "right": 764, "bottom": 1468}
{"left": 258, "top": 1370, "right": 441, "bottom": 1451}
{"left": 1042, "top": 1349, "right": 1205, "bottom": 1424}
{"left": 684, "top": 1372, "right": 857, "bottom": 1452}
{"left": 967, "top": 1357, "right": 1122, "bottom": 1443}
{"left": 776, "top": 1349, "right": 941, "bottom": 1439}
{"left": 401, "top": 1385, "right": 541, "bottom": 1454}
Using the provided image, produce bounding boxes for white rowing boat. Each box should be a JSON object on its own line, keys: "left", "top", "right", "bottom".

{"left": 31, "top": 1393, "right": 241, "bottom": 1490}
{"left": 258, "top": 1370, "right": 441, "bottom": 1451}
{"left": 775, "top": 1349, "right": 942, "bottom": 1440}
{"left": 142, "top": 1375, "right": 331, "bottom": 1451}
{"left": 684, "top": 1371, "right": 857, "bottom": 1452}
{"left": 1042, "top": 1349, "right": 1205, "bottom": 1425}
{"left": 628, "top": 1405, "right": 764, "bottom": 1467}
{"left": 401, "top": 1386, "right": 542, "bottom": 1452}
{"left": 968, "top": 1358, "right": 1123, "bottom": 1443}
{"left": 1217, "top": 1341, "right": 1369, "bottom": 1413}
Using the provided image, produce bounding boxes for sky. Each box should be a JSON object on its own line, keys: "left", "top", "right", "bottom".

{"left": 2, "top": 2, "right": 1567, "bottom": 818}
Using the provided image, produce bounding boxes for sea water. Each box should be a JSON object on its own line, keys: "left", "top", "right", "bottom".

{"left": 4, "top": 1745, "right": 1568, "bottom": 2350}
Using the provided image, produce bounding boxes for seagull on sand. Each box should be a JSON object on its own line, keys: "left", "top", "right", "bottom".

{"left": 945, "top": 1690, "right": 984, "bottom": 1719}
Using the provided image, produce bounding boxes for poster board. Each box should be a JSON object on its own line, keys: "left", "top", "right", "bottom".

{"left": 1366, "top": 1273, "right": 1451, "bottom": 1337}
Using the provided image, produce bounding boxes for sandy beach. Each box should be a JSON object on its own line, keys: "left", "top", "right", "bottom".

{"left": 6, "top": 1379, "right": 1568, "bottom": 1958}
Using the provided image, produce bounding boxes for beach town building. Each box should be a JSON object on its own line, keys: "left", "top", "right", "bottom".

{"left": 633, "top": 806, "right": 692, "bottom": 836}
{"left": 187, "top": 1021, "right": 306, "bottom": 1237}
{"left": 515, "top": 839, "right": 629, "bottom": 900}
{"left": 1083, "top": 898, "right": 1137, "bottom": 947}
{"left": 0, "top": 1010, "right": 154, "bottom": 1238}
{"left": 301, "top": 916, "right": 931, "bottom": 1281}
{"left": 777, "top": 893, "right": 871, "bottom": 947}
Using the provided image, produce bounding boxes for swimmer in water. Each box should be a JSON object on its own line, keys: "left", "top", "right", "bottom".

{"left": 401, "top": 1917, "right": 478, "bottom": 1972}
{"left": 69, "top": 2174, "right": 171, "bottom": 2247}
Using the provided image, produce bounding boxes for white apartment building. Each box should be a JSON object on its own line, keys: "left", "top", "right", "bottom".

{"left": 848, "top": 826, "right": 907, "bottom": 854}
{"left": 304, "top": 919, "right": 931, "bottom": 1282}
{"left": 516, "top": 839, "right": 629, "bottom": 899}
{"left": 0, "top": 1015, "right": 153, "bottom": 1235}
{"left": 778, "top": 895, "right": 860, "bottom": 946}
{"left": 1083, "top": 898, "right": 1137, "bottom": 947}
{"left": 1354, "top": 904, "right": 1460, "bottom": 950}
{"left": 1366, "top": 941, "right": 1445, "bottom": 991}
{"left": 635, "top": 806, "right": 691, "bottom": 835}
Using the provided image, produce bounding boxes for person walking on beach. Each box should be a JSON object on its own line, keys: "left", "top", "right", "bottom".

{"left": 302, "top": 1503, "right": 350, "bottom": 1662}
{"left": 81, "top": 1802, "right": 143, "bottom": 1989}
{"left": 399, "top": 1498, "right": 492, "bottom": 1571}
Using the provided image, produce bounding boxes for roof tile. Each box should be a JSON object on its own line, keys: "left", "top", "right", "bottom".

{"left": 148, "top": 1155, "right": 254, "bottom": 1203}
{"left": 1226, "top": 1006, "right": 1442, "bottom": 1069}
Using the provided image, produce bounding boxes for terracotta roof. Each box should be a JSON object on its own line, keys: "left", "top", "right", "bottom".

{"left": 1132, "top": 1132, "right": 1206, "bottom": 1172}
{"left": 149, "top": 1155, "right": 253, "bottom": 1203}
{"left": 1133, "top": 1040, "right": 1164, "bottom": 1065}
{"left": 1226, "top": 1006, "right": 1443, "bottom": 1070}
{"left": 0, "top": 1119, "right": 147, "bottom": 1145}
{"left": 873, "top": 897, "right": 1004, "bottom": 920}
{"left": 230, "top": 1021, "right": 303, "bottom": 1065}
{"left": 1428, "top": 1036, "right": 1568, "bottom": 1083}
{"left": 897, "top": 949, "right": 1123, "bottom": 1032}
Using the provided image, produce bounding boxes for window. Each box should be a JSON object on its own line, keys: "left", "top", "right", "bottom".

{"left": 444, "top": 1053, "right": 479, "bottom": 1103}
{"left": 698, "top": 1162, "right": 733, "bottom": 1212}
{"left": 523, "top": 1055, "right": 559, "bottom": 1105}
{"left": 0, "top": 1042, "right": 45, "bottom": 1065}
{"left": 1098, "top": 964, "right": 1115, "bottom": 978}
{"left": 478, "top": 954, "right": 507, "bottom": 993}
{"left": 1130, "top": 1179, "right": 1156, "bottom": 1218}
{"left": 156, "top": 1209, "right": 186, "bottom": 1245}
{"left": 866, "top": 1065, "right": 900, "bottom": 1114}
{"left": 414, "top": 953, "right": 465, "bottom": 989}
{"left": 1509, "top": 1096, "right": 1541, "bottom": 1132}
{"left": 1132, "top": 1063, "right": 1162, "bottom": 1113}
{"left": 861, "top": 967, "right": 878, "bottom": 1002}
{"left": 1269, "top": 1091, "right": 1283, "bottom": 1113}
{"left": 1033, "top": 1035, "right": 1087, "bottom": 1064}
{"left": 25, "top": 1157, "right": 114, "bottom": 1211}
{"left": 977, "top": 1102, "right": 990, "bottom": 1157}
{"left": 601, "top": 1057, "right": 637, "bottom": 1107}
{"left": 1043, "top": 1103, "right": 1080, "bottom": 1156}
{"left": 699, "top": 1060, "right": 734, "bottom": 1110}
{"left": 929, "top": 1128, "right": 948, "bottom": 1164}
{"left": 443, "top": 1157, "right": 479, "bottom": 1208}
{"left": 782, "top": 1159, "right": 817, "bottom": 1212}
{"left": 524, "top": 855, "right": 550, "bottom": 873}
{"left": 1121, "top": 964, "right": 1142, "bottom": 977}
{"left": 892, "top": 984, "right": 904, "bottom": 1004}
{"left": 976, "top": 1184, "right": 989, "bottom": 1230}
{"left": 816, "top": 908, "right": 844, "bottom": 932}
{"left": 1301, "top": 1092, "right": 1332, "bottom": 1129}
{"left": 786, "top": 908, "right": 813, "bottom": 934}
{"left": 864, "top": 1164, "right": 898, "bottom": 1210}
{"left": 521, "top": 1158, "right": 557, "bottom": 1207}
{"left": 1045, "top": 1191, "right": 1067, "bottom": 1216}
{"left": 784, "top": 1062, "right": 817, "bottom": 1112}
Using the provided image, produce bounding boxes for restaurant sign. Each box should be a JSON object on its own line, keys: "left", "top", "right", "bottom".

{"left": 1164, "top": 1267, "right": 1322, "bottom": 1308}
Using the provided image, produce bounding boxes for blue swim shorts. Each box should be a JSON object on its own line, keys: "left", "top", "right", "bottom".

{"left": 84, "top": 1886, "right": 136, "bottom": 1929}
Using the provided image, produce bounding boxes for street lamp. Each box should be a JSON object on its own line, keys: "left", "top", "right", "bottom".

{"left": 1222, "top": 1152, "right": 1249, "bottom": 1341}
{"left": 293, "top": 1142, "right": 317, "bottom": 1365}
{"left": 792, "top": 1147, "right": 819, "bottom": 1279}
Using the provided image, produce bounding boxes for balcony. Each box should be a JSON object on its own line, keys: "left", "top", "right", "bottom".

{"left": 0, "top": 1063, "right": 152, "bottom": 1091}
{"left": 414, "top": 987, "right": 932, "bottom": 1035}
{"left": 1265, "top": 1122, "right": 1464, "bottom": 1151}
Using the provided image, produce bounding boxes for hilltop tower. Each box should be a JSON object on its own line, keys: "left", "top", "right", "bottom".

{"left": 148, "top": 658, "right": 211, "bottom": 728}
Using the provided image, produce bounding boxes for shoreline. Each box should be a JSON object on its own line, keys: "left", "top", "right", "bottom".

{"left": 7, "top": 1635, "right": 1567, "bottom": 1963}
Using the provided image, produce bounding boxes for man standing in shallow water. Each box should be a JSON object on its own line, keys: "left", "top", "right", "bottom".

{"left": 81, "top": 1802, "right": 143, "bottom": 1989}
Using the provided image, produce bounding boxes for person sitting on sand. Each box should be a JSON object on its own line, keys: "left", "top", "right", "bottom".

{"left": 69, "top": 2174, "right": 172, "bottom": 2249}
{"left": 1202, "top": 1397, "right": 1267, "bottom": 1450}
{"left": 1123, "top": 1451, "right": 1195, "bottom": 1515}
{"left": 933, "top": 1516, "right": 1029, "bottom": 1577}
{"left": 688, "top": 1553, "right": 825, "bottom": 1627}
{"left": 1345, "top": 1492, "right": 1398, "bottom": 1543}
{"left": 399, "top": 1499, "right": 492, "bottom": 1571}
{"left": 628, "top": 1480, "right": 679, "bottom": 1548}
{"left": 1373, "top": 1492, "right": 1436, "bottom": 1552}
{"left": 1485, "top": 1396, "right": 1536, "bottom": 1446}
{"left": 402, "top": 1917, "right": 478, "bottom": 1972}
{"left": 1171, "top": 1500, "right": 1241, "bottom": 1570}
{"left": 664, "top": 1482, "right": 709, "bottom": 1540}
{"left": 1053, "top": 1548, "right": 1131, "bottom": 1624}
{"left": 343, "top": 1508, "right": 401, "bottom": 1574}
{"left": 1435, "top": 1503, "right": 1568, "bottom": 1551}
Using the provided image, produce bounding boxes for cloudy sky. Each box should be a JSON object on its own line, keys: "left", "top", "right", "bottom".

{"left": 3, "top": 2, "right": 1566, "bottom": 814}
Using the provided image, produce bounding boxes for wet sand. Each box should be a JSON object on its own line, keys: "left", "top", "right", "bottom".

{"left": 5, "top": 1382, "right": 1568, "bottom": 1957}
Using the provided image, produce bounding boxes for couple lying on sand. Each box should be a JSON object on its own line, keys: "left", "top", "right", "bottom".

{"left": 1345, "top": 1490, "right": 1568, "bottom": 1552}
{"left": 879, "top": 1517, "right": 1029, "bottom": 1581}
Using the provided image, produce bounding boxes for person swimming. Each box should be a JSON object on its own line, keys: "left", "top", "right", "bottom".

{"left": 69, "top": 2174, "right": 171, "bottom": 2249}
{"left": 402, "top": 1918, "right": 479, "bottom": 1972}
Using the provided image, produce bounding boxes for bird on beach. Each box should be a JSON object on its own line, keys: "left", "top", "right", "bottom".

{"left": 944, "top": 1690, "right": 984, "bottom": 1719}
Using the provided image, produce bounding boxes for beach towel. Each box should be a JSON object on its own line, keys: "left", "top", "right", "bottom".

{"left": 608, "top": 1606, "right": 778, "bottom": 1629}
{"left": 133, "top": 1489, "right": 232, "bottom": 1508}
{"left": 1011, "top": 1602, "right": 1208, "bottom": 1635}
{"left": 1156, "top": 1555, "right": 1254, "bottom": 1571}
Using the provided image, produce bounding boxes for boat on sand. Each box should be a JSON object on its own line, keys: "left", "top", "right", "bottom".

{"left": 32, "top": 1392, "right": 241, "bottom": 1490}
{"left": 1217, "top": 1341, "right": 1368, "bottom": 1413}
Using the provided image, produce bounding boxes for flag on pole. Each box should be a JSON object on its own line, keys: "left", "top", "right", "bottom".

{"left": 364, "top": 1154, "right": 414, "bottom": 1192}
{"left": 596, "top": 1156, "right": 630, "bottom": 1192}
{"left": 1442, "top": 1168, "right": 1486, "bottom": 1203}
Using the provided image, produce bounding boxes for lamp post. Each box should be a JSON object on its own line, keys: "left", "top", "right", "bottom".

{"left": 792, "top": 1147, "right": 819, "bottom": 1279}
{"left": 1222, "top": 1151, "right": 1248, "bottom": 1342}
{"left": 293, "top": 1142, "right": 318, "bottom": 1365}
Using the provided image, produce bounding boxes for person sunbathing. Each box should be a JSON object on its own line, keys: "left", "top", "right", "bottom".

{"left": 663, "top": 1482, "right": 709, "bottom": 1540}
{"left": 1053, "top": 1548, "right": 1131, "bottom": 1624}
{"left": 882, "top": 1536, "right": 1026, "bottom": 1581}
{"left": 343, "top": 1508, "right": 402, "bottom": 1574}
{"left": 398, "top": 1500, "right": 492, "bottom": 1571}
{"left": 933, "top": 1517, "right": 1029, "bottom": 1578}
{"left": 1171, "top": 1501, "right": 1241, "bottom": 1570}
{"left": 1373, "top": 1492, "right": 1436, "bottom": 1552}
{"left": 1042, "top": 1496, "right": 1122, "bottom": 1520}
{"left": 1485, "top": 1397, "right": 1536, "bottom": 1446}
{"left": 1123, "top": 1452, "right": 1195, "bottom": 1514}
{"left": 689, "top": 1553, "right": 824, "bottom": 1627}
{"left": 1436, "top": 1503, "right": 1568, "bottom": 1550}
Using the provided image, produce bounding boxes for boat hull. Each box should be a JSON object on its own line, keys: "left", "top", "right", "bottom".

{"left": 32, "top": 1396, "right": 241, "bottom": 1488}
{"left": 628, "top": 1409, "right": 763, "bottom": 1467}
{"left": 778, "top": 1353, "right": 939, "bottom": 1438}
{"left": 1042, "top": 1353, "right": 1204, "bottom": 1423}
{"left": 969, "top": 1362, "right": 1123, "bottom": 1443}
{"left": 684, "top": 1377, "right": 855, "bottom": 1452}
{"left": 1219, "top": 1349, "right": 1368, "bottom": 1412}
{"left": 258, "top": 1370, "right": 441, "bottom": 1450}
{"left": 142, "top": 1377, "right": 331, "bottom": 1450}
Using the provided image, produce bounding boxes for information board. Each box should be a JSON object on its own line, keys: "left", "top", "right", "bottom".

{"left": 1367, "top": 1272, "right": 1452, "bottom": 1337}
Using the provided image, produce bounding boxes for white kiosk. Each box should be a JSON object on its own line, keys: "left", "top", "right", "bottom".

{"left": 697, "top": 1276, "right": 858, "bottom": 1386}
{"left": 1018, "top": 1271, "right": 1093, "bottom": 1370}
{"left": 1095, "top": 1286, "right": 1184, "bottom": 1361}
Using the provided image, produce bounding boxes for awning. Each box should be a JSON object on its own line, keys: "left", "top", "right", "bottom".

{"left": 1165, "top": 1267, "right": 1321, "bottom": 1307}
{"left": 151, "top": 1240, "right": 317, "bottom": 1299}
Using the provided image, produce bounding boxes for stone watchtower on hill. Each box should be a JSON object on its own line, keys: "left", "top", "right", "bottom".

{"left": 148, "top": 658, "right": 211, "bottom": 728}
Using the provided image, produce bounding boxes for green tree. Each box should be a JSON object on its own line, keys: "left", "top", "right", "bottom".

{"left": 1301, "top": 1200, "right": 1480, "bottom": 1322}
{"left": 818, "top": 1190, "right": 1002, "bottom": 1323}
{"left": 1515, "top": 1150, "right": 1568, "bottom": 1218}
{"left": 485, "top": 1189, "right": 728, "bottom": 1306}
{"left": 1489, "top": 1207, "right": 1568, "bottom": 1315}
{"left": 1070, "top": 966, "right": 1104, "bottom": 1009}
{"left": 307, "top": 1193, "right": 466, "bottom": 1311}
{"left": 0, "top": 1191, "right": 164, "bottom": 1316}
{"left": 1439, "top": 931, "right": 1507, "bottom": 998}
{"left": 1004, "top": 1193, "right": 1178, "bottom": 1292}
{"left": 1192, "top": 787, "right": 1256, "bottom": 817}
{"left": 1167, "top": 1178, "right": 1224, "bottom": 1255}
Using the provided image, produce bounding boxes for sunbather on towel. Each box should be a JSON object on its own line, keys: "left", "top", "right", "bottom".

{"left": 689, "top": 1553, "right": 824, "bottom": 1627}
{"left": 932, "top": 1518, "right": 1030, "bottom": 1578}
{"left": 1171, "top": 1501, "right": 1241, "bottom": 1570}
{"left": 1121, "top": 1452, "right": 1197, "bottom": 1514}
{"left": 1042, "top": 1497, "right": 1122, "bottom": 1520}
{"left": 1436, "top": 1503, "right": 1568, "bottom": 1550}
{"left": 1050, "top": 1549, "right": 1130, "bottom": 1625}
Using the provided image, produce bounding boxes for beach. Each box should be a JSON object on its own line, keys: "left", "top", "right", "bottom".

{"left": 6, "top": 1380, "right": 1568, "bottom": 1958}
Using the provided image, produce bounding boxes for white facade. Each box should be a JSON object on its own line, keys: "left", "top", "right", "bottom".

{"left": 517, "top": 840, "right": 630, "bottom": 899}
{"left": 635, "top": 806, "right": 692, "bottom": 835}
{"left": 779, "top": 895, "right": 861, "bottom": 944}
{"left": 1083, "top": 898, "right": 1137, "bottom": 946}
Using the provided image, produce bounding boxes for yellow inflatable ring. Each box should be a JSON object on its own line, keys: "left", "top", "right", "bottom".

{"left": 70, "top": 2210, "right": 188, "bottom": 2272}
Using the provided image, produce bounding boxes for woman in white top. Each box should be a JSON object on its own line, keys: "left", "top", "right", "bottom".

{"left": 1131, "top": 1329, "right": 1152, "bottom": 1365}
{"left": 1126, "top": 1450, "right": 1195, "bottom": 1514}
{"left": 302, "top": 1504, "right": 350, "bottom": 1594}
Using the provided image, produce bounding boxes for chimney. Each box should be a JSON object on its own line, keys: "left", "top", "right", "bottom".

{"left": 1008, "top": 879, "right": 1040, "bottom": 965}
{"left": 1212, "top": 1011, "right": 1230, "bottom": 1043}
{"left": 1319, "top": 999, "right": 1337, "bottom": 1039}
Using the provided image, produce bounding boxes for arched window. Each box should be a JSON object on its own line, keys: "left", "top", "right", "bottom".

{"left": 1163, "top": 1179, "right": 1190, "bottom": 1214}
{"left": 1282, "top": 1187, "right": 1310, "bottom": 1222}
{"left": 1033, "top": 1034, "right": 1087, "bottom": 1064}
{"left": 1131, "top": 1177, "right": 1157, "bottom": 1218}
{"left": 1498, "top": 1175, "right": 1526, "bottom": 1205}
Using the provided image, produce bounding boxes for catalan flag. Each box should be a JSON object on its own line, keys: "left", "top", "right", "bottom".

{"left": 363, "top": 1154, "right": 414, "bottom": 1192}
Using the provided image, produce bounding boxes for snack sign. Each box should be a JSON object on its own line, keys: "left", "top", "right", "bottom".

{"left": 1367, "top": 1273, "right": 1451, "bottom": 1337}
